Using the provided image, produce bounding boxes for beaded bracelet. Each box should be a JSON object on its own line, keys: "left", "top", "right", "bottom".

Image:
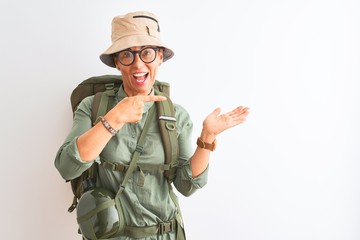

{"left": 99, "top": 116, "right": 117, "bottom": 136}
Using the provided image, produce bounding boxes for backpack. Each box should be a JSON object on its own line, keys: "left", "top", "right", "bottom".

{"left": 67, "top": 74, "right": 179, "bottom": 213}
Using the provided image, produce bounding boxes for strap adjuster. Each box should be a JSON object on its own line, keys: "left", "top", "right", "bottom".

{"left": 158, "top": 220, "right": 176, "bottom": 234}
{"left": 135, "top": 144, "right": 144, "bottom": 153}
{"left": 101, "top": 161, "right": 128, "bottom": 172}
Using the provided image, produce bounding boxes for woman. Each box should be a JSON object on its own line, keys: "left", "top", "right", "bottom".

{"left": 55, "top": 11, "right": 249, "bottom": 240}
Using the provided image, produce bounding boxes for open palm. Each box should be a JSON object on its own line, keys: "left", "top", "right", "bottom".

{"left": 203, "top": 106, "right": 250, "bottom": 136}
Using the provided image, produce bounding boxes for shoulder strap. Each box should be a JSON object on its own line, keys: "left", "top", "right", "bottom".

{"left": 118, "top": 105, "right": 156, "bottom": 192}
{"left": 92, "top": 83, "right": 118, "bottom": 124}
{"left": 155, "top": 89, "right": 179, "bottom": 182}
{"left": 111, "top": 105, "right": 156, "bottom": 235}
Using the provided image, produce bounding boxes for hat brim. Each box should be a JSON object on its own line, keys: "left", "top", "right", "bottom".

{"left": 100, "top": 34, "right": 174, "bottom": 68}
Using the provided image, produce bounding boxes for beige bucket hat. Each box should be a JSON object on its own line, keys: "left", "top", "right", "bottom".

{"left": 100, "top": 11, "right": 174, "bottom": 68}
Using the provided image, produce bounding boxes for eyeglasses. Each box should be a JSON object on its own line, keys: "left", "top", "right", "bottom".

{"left": 116, "top": 47, "right": 160, "bottom": 66}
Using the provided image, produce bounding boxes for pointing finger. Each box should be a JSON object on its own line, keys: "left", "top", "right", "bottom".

{"left": 141, "top": 95, "right": 167, "bottom": 103}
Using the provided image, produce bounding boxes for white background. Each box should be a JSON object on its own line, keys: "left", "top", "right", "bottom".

{"left": 1, "top": 0, "right": 359, "bottom": 239}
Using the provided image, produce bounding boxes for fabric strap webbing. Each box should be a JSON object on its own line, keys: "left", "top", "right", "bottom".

{"left": 92, "top": 83, "right": 117, "bottom": 124}
{"left": 112, "top": 105, "right": 156, "bottom": 237}
{"left": 100, "top": 161, "right": 171, "bottom": 172}
{"left": 123, "top": 219, "right": 177, "bottom": 238}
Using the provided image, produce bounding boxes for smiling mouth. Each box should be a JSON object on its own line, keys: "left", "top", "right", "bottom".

{"left": 133, "top": 72, "right": 148, "bottom": 83}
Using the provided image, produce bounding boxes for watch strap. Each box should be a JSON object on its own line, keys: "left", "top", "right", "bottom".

{"left": 196, "top": 137, "right": 216, "bottom": 151}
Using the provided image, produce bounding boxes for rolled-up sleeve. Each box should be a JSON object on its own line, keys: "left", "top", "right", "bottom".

{"left": 172, "top": 104, "right": 209, "bottom": 197}
{"left": 54, "top": 96, "right": 99, "bottom": 180}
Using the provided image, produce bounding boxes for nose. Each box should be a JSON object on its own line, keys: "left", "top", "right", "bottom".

{"left": 132, "top": 52, "right": 143, "bottom": 66}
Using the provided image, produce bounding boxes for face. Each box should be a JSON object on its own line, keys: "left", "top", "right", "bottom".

{"left": 114, "top": 46, "right": 163, "bottom": 97}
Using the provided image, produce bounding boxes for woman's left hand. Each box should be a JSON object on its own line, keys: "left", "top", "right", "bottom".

{"left": 202, "top": 106, "right": 250, "bottom": 138}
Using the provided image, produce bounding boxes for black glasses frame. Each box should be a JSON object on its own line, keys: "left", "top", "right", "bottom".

{"left": 116, "top": 47, "right": 160, "bottom": 66}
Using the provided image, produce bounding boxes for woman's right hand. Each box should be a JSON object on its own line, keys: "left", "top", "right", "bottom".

{"left": 107, "top": 95, "right": 167, "bottom": 126}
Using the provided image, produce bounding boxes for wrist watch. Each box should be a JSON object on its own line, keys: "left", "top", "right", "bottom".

{"left": 196, "top": 137, "right": 216, "bottom": 151}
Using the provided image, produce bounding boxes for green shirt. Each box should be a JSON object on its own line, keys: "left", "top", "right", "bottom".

{"left": 55, "top": 86, "right": 209, "bottom": 240}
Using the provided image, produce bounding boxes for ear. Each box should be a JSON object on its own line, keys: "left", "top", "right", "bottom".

{"left": 158, "top": 49, "right": 164, "bottom": 66}
{"left": 113, "top": 56, "right": 121, "bottom": 70}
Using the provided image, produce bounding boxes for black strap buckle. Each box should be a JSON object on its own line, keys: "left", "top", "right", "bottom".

{"left": 135, "top": 144, "right": 144, "bottom": 153}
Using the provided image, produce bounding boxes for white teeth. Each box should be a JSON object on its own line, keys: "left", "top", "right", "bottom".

{"left": 133, "top": 72, "right": 147, "bottom": 77}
